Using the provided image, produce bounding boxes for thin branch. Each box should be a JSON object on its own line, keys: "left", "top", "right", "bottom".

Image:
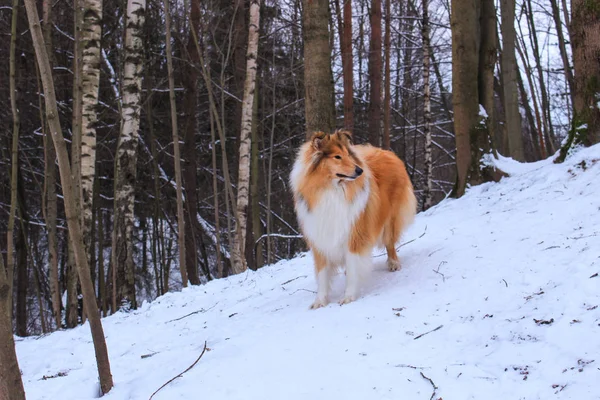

{"left": 413, "top": 324, "right": 443, "bottom": 340}
{"left": 149, "top": 341, "right": 208, "bottom": 400}
{"left": 420, "top": 371, "right": 439, "bottom": 400}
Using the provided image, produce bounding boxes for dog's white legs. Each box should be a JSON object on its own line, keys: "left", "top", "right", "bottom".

{"left": 310, "top": 266, "right": 333, "bottom": 309}
{"left": 340, "top": 252, "right": 371, "bottom": 305}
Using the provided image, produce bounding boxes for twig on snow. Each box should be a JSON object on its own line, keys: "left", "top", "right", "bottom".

{"left": 433, "top": 261, "right": 447, "bottom": 282}
{"left": 413, "top": 325, "right": 443, "bottom": 340}
{"left": 502, "top": 279, "right": 508, "bottom": 287}
{"left": 420, "top": 371, "right": 439, "bottom": 400}
{"left": 395, "top": 363, "right": 425, "bottom": 369}
{"left": 165, "top": 302, "right": 219, "bottom": 323}
{"left": 374, "top": 225, "right": 427, "bottom": 258}
{"left": 281, "top": 275, "right": 308, "bottom": 286}
{"left": 149, "top": 341, "right": 208, "bottom": 400}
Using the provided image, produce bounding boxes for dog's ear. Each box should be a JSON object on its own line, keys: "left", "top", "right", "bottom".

{"left": 310, "top": 131, "right": 327, "bottom": 151}
{"left": 336, "top": 130, "right": 353, "bottom": 144}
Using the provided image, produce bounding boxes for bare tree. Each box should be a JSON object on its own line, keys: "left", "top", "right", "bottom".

{"left": 369, "top": 0, "right": 383, "bottom": 145}
{"left": 558, "top": 0, "right": 600, "bottom": 160}
{"left": 232, "top": 0, "right": 261, "bottom": 275}
{"left": 163, "top": 0, "right": 188, "bottom": 287}
{"left": 303, "top": 0, "right": 336, "bottom": 137}
{"left": 0, "top": 252, "right": 26, "bottom": 400}
{"left": 500, "top": 0, "right": 525, "bottom": 160}
{"left": 113, "top": 0, "right": 147, "bottom": 309}
{"left": 383, "top": 0, "right": 391, "bottom": 150}
{"left": 422, "top": 0, "right": 432, "bottom": 209}
{"left": 24, "top": 0, "right": 114, "bottom": 392}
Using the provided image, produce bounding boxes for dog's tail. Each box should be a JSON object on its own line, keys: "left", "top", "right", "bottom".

{"left": 399, "top": 185, "right": 417, "bottom": 229}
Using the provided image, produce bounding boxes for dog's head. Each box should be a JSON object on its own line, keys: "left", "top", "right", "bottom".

{"left": 305, "top": 130, "right": 364, "bottom": 182}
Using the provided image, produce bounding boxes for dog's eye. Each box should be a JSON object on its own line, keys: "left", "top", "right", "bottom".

{"left": 334, "top": 155, "right": 342, "bottom": 160}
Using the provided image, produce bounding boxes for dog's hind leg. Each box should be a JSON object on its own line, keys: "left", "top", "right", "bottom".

{"left": 386, "top": 244, "right": 401, "bottom": 271}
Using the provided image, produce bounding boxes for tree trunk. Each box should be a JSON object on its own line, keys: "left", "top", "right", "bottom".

{"left": 557, "top": 0, "right": 600, "bottom": 161}
{"left": 7, "top": 0, "right": 20, "bottom": 321}
{"left": 163, "top": 0, "right": 188, "bottom": 287}
{"left": 42, "top": 0, "right": 61, "bottom": 330}
{"left": 182, "top": 0, "right": 201, "bottom": 285}
{"left": 422, "top": 0, "right": 432, "bottom": 210}
{"left": 525, "top": 0, "right": 557, "bottom": 155}
{"left": 113, "top": 0, "right": 146, "bottom": 310}
{"left": 303, "top": 0, "right": 336, "bottom": 137}
{"left": 549, "top": 0, "right": 575, "bottom": 107}
{"left": 500, "top": 0, "right": 525, "bottom": 160}
{"left": 478, "top": 0, "right": 497, "bottom": 156}
{"left": 0, "top": 252, "right": 26, "bottom": 400}
{"left": 15, "top": 210, "right": 27, "bottom": 337}
{"left": 383, "top": 0, "right": 391, "bottom": 150}
{"left": 368, "top": 0, "right": 382, "bottom": 145}
{"left": 24, "top": 0, "right": 114, "bottom": 392}
{"left": 250, "top": 82, "right": 263, "bottom": 269}
{"left": 340, "top": 0, "right": 354, "bottom": 131}
{"left": 231, "top": 0, "right": 261, "bottom": 275}
{"left": 80, "top": 0, "right": 102, "bottom": 268}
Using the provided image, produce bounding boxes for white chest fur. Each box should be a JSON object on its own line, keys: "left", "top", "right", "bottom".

{"left": 295, "top": 183, "right": 369, "bottom": 263}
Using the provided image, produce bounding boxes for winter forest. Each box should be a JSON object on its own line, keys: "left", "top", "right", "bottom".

{"left": 1, "top": 0, "right": 599, "bottom": 397}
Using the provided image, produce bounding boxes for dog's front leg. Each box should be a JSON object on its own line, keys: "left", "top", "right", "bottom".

{"left": 340, "top": 252, "right": 371, "bottom": 305}
{"left": 310, "top": 250, "right": 332, "bottom": 309}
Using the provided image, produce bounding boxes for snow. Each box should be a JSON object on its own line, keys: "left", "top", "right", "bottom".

{"left": 16, "top": 145, "right": 600, "bottom": 400}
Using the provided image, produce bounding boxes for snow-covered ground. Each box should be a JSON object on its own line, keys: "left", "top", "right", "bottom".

{"left": 16, "top": 146, "right": 600, "bottom": 400}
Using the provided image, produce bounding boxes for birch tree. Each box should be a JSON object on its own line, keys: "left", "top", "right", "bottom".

{"left": 80, "top": 0, "right": 103, "bottom": 259}
{"left": 231, "top": 0, "right": 261, "bottom": 275}
{"left": 422, "top": 0, "right": 433, "bottom": 210}
{"left": 23, "top": 0, "right": 114, "bottom": 391}
{"left": 113, "top": 0, "right": 146, "bottom": 309}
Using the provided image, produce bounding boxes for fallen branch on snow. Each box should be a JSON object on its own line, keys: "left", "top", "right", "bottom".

{"left": 149, "top": 341, "right": 208, "bottom": 400}
{"left": 165, "top": 302, "right": 219, "bottom": 323}
{"left": 413, "top": 324, "right": 443, "bottom": 340}
{"left": 420, "top": 371, "right": 439, "bottom": 400}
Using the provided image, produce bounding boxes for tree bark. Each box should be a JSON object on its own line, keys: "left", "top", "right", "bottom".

{"left": 478, "top": 0, "right": 497, "bottom": 156}
{"left": 24, "top": 0, "right": 114, "bottom": 392}
{"left": 422, "top": 0, "right": 432, "bottom": 210}
{"left": 182, "top": 0, "right": 201, "bottom": 285}
{"left": 303, "top": 0, "right": 336, "bottom": 137}
{"left": 231, "top": 0, "right": 261, "bottom": 275}
{"left": 80, "top": 0, "right": 102, "bottom": 268}
{"left": 0, "top": 252, "right": 26, "bottom": 400}
{"left": 163, "top": 0, "right": 188, "bottom": 287}
{"left": 549, "top": 0, "right": 575, "bottom": 107}
{"left": 368, "top": 0, "right": 383, "bottom": 146}
{"left": 500, "top": 0, "right": 525, "bottom": 160}
{"left": 250, "top": 89, "right": 263, "bottom": 269}
{"left": 340, "top": 0, "right": 354, "bottom": 131}
{"left": 113, "top": 0, "right": 146, "bottom": 310}
{"left": 7, "top": 0, "right": 20, "bottom": 320}
{"left": 557, "top": 0, "right": 600, "bottom": 160}
{"left": 451, "top": 0, "right": 481, "bottom": 197}
{"left": 41, "top": 0, "right": 61, "bottom": 330}
{"left": 383, "top": 0, "right": 391, "bottom": 150}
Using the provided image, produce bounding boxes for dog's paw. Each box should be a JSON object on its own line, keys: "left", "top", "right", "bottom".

{"left": 310, "top": 299, "right": 328, "bottom": 310}
{"left": 338, "top": 295, "right": 356, "bottom": 306}
{"left": 387, "top": 258, "right": 401, "bottom": 272}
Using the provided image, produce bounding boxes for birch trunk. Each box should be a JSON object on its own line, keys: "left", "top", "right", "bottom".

{"left": 0, "top": 251, "right": 26, "bottom": 400}
{"left": 163, "top": 0, "right": 188, "bottom": 287}
{"left": 80, "top": 0, "right": 102, "bottom": 263}
{"left": 24, "top": 0, "right": 114, "bottom": 392}
{"left": 231, "top": 0, "right": 261, "bottom": 275}
{"left": 422, "top": 0, "right": 433, "bottom": 210}
{"left": 500, "top": 0, "right": 525, "bottom": 160}
{"left": 113, "top": 0, "right": 146, "bottom": 309}
{"left": 303, "top": 0, "right": 336, "bottom": 137}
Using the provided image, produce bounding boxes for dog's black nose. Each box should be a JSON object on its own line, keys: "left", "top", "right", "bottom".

{"left": 355, "top": 166, "right": 363, "bottom": 176}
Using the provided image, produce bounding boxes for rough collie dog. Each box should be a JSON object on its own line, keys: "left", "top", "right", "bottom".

{"left": 290, "top": 130, "right": 417, "bottom": 309}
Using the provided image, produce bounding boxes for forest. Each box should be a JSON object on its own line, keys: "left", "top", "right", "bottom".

{"left": 1, "top": 0, "right": 599, "bottom": 397}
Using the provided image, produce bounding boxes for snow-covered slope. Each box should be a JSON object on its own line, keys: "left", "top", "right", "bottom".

{"left": 17, "top": 146, "right": 600, "bottom": 400}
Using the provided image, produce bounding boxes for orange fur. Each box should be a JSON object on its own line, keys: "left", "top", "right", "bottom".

{"left": 290, "top": 130, "right": 417, "bottom": 307}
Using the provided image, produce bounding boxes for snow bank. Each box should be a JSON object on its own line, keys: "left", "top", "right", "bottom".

{"left": 16, "top": 145, "right": 600, "bottom": 400}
